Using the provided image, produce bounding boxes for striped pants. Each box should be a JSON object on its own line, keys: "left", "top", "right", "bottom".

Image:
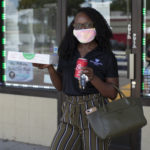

{"left": 50, "top": 94, "right": 110, "bottom": 150}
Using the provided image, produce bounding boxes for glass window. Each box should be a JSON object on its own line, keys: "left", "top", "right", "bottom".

{"left": 67, "top": 0, "right": 131, "bottom": 96}
{"left": 142, "top": 0, "right": 150, "bottom": 96}
{"left": 4, "top": 0, "right": 58, "bottom": 89}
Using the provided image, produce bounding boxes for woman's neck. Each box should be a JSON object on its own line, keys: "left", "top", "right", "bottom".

{"left": 78, "top": 41, "right": 98, "bottom": 57}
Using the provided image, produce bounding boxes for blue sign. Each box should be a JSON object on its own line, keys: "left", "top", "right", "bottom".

{"left": 6, "top": 61, "right": 33, "bottom": 82}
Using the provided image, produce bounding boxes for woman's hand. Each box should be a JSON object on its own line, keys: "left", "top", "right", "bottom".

{"left": 32, "top": 63, "right": 52, "bottom": 69}
{"left": 82, "top": 67, "right": 95, "bottom": 81}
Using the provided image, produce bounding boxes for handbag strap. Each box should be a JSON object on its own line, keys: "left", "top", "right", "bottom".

{"left": 101, "top": 85, "right": 130, "bottom": 112}
{"left": 112, "top": 84, "right": 130, "bottom": 105}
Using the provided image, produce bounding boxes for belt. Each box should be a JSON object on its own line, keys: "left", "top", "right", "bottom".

{"left": 65, "top": 93, "right": 101, "bottom": 105}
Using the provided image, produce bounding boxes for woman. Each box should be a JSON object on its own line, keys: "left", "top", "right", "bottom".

{"left": 34, "top": 7, "right": 118, "bottom": 150}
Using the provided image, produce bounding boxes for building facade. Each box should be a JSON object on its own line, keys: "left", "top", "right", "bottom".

{"left": 0, "top": 0, "right": 150, "bottom": 150}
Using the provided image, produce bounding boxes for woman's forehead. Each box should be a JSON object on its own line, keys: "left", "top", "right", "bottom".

{"left": 74, "top": 12, "right": 92, "bottom": 24}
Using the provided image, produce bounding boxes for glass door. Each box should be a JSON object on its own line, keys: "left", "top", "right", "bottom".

{"left": 142, "top": 0, "right": 150, "bottom": 96}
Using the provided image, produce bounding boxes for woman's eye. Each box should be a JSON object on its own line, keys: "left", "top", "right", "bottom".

{"left": 77, "top": 24, "right": 81, "bottom": 29}
{"left": 73, "top": 23, "right": 93, "bottom": 29}
{"left": 85, "top": 24, "right": 89, "bottom": 28}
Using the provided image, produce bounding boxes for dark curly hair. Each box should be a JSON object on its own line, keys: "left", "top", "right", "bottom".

{"left": 58, "top": 7, "right": 113, "bottom": 60}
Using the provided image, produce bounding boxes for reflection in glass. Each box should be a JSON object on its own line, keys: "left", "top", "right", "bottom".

{"left": 5, "top": 0, "right": 57, "bottom": 89}
{"left": 143, "top": 0, "right": 150, "bottom": 95}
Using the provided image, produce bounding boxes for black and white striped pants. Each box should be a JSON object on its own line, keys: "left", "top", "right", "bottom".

{"left": 50, "top": 94, "right": 110, "bottom": 150}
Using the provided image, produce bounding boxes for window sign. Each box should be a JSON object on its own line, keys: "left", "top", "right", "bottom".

{"left": 6, "top": 61, "right": 33, "bottom": 82}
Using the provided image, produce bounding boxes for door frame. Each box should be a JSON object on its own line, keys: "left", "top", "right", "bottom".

{"left": 131, "top": 0, "right": 150, "bottom": 105}
{"left": 131, "top": 0, "right": 142, "bottom": 98}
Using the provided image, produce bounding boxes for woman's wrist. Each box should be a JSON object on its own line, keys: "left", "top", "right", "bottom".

{"left": 90, "top": 74, "right": 95, "bottom": 82}
{"left": 47, "top": 64, "right": 55, "bottom": 72}
{"left": 47, "top": 64, "right": 53, "bottom": 69}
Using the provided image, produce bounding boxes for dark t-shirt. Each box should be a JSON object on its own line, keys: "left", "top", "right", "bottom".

{"left": 57, "top": 47, "right": 118, "bottom": 96}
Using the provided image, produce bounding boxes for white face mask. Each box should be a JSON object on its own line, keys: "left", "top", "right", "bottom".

{"left": 73, "top": 28, "right": 96, "bottom": 44}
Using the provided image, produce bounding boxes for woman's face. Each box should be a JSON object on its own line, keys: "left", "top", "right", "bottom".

{"left": 73, "top": 12, "right": 96, "bottom": 44}
{"left": 73, "top": 12, "right": 94, "bottom": 30}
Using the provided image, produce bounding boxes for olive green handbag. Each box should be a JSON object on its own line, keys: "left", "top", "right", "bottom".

{"left": 86, "top": 85, "right": 147, "bottom": 140}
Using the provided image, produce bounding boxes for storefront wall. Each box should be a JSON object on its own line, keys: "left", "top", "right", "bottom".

{"left": 0, "top": 93, "right": 57, "bottom": 146}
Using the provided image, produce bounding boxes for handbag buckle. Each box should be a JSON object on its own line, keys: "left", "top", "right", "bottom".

{"left": 85, "top": 107, "right": 97, "bottom": 115}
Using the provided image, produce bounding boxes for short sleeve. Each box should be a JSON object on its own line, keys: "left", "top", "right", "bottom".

{"left": 57, "top": 57, "right": 63, "bottom": 73}
{"left": 105, "top": 52, "right": 118, "bottom": 78}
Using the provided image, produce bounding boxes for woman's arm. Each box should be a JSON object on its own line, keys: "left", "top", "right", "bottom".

{"left": 146, "top": 56, "right": 150, "bottom": 61}
{"left": 47, "top": 65, "right": 62, "bottom": 91}
{"left": 90, "top": 76, "right": 118, "bottom": 99}
{"left": 83, "top": 67, "right": 118, "bottom": 99}
{"left": 33, "top": 64, "right": 62, "bottom": 91}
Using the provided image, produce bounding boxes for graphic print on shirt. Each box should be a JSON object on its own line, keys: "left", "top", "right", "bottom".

{"left": 89, "top": 58, "right": 103, "bottom": 66}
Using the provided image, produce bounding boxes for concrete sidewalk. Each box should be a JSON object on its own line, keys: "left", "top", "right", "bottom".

{"left": 0, "top": 139, "right": 49, "bottom": 150}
